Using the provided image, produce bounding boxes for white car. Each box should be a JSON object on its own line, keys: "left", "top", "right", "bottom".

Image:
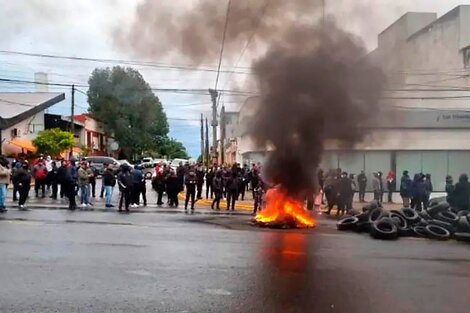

{"left": 170, "top": 158, "right": 188, "bottom": 171}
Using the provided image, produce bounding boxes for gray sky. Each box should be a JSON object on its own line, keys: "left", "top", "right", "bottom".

{"left": 1, "top": 0, "right": 469, "bottom": 157}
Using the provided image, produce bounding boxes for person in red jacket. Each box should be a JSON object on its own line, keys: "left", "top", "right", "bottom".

{"left": 386, "top": 170, "right": 396, "bottom": 203}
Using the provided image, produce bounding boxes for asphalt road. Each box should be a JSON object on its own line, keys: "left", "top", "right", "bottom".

{"left": 0, "top": 209, "right": 469, "bottom": 313}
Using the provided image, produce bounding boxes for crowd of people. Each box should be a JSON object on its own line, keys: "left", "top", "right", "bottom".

{"left": 0, "top": 154, "right": 266, "bottom": 214}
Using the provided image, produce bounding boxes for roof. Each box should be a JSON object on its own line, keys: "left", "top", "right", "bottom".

{"left": 0, "top": 92, "right": 65, "bottom": 129}
{"left": 72, "top": 113, "right": 91, "bottom": 123}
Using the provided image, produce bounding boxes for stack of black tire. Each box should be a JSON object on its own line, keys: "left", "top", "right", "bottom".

{"left": 336, "top": 199, "right": 470, "bottom": 242}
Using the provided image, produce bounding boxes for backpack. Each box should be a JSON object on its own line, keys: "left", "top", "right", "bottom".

{"left": 35, "top": 168, "right": 46, "bottom": 180}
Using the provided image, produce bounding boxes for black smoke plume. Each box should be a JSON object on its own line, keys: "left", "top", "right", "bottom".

{"left": 117, "top": 0, "right": 385, "bottom": 197}
{"left": 249, "top": 21, "right": 385, "bottom": 197}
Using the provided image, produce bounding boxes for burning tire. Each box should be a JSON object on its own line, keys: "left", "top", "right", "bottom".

{"left": 425, "top": 225, "right": 450, "bottom": 241}
{"left": 370, "top": 218, "right": 398, "bottom": 240}
{"left": 413, "top": 226, "right": 429, "bottom": 238}
{"left": 454, "top": 232, "right": 470, "bottom": 242}
{"left": 457, "top": 216, "right": 470, "bottom": 233}
{"left": 337, "top": 216, "right": 359, "bottom": 231}
{"left": 368, "top": 208, "right": 384, "bottom": 223}
{"left": 436, "top": 211, "right": 459, "bottom": 225}
{"left": 427, "top": 202, "right": 450, "bottom": 217}
{"left": 400, "top": 208, "right": 420, "bottom": 225}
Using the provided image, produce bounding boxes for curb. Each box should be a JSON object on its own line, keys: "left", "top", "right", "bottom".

{"left": 178, "top": 194, "right": 254, "bottom": 211}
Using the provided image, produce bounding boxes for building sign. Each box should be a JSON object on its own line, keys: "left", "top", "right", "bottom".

{"left": 374, "top": 109, "right": 470, "bottom": 129}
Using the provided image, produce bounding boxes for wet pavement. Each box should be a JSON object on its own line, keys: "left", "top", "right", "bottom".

{"left": 0, "top": 208, "right": 469, "bottom": 313}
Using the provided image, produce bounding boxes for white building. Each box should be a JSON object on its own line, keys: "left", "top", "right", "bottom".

{"left": 0, "top": 92, "right": 65, "bottom": 155}
{"left": 237, "top": 5, "right": 470, "bottom": 191}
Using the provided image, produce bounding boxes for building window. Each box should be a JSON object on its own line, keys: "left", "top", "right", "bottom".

{"left": 464, "top": 47, "right": 470, "bottom": 68}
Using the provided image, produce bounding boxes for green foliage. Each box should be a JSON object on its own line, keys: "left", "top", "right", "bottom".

{"left": 87, "top": 66, "right": 170, "bottom": 158}
{"left": 78, "top": 144, "right": 91, "bottom": 157}
{"left": 33, "top": 128, "right": 74, "bottom": 156}
{"left": 156, "top": 137, "right": 189, "bottom": 159}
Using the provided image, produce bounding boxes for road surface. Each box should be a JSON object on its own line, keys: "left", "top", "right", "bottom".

{"left": 0, "top": 209, "right": 469, "bottom": 312}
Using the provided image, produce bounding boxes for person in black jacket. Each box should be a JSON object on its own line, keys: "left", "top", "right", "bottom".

{"left": 337, "top": 172, "right": 353, "bottom": 216}
{"left": 118, "top": 165, "right": 133, "bottom": 212}
{"left": 152, "top": 170, "right": 166, "bottom": 205}
{"left": 445, "top": 175, "right": 454, "bottom": 206}
{"left": 184, "top": 166, "right": 198, "bottom": 211}
{"left": 399, "top": 170, "right": 412, "bottom": 208}
{"left": 176, "top": 162, "right": 186, "bottom": 192}
{"left": 451, "top": 174, "right": 470, "bottom": 211}
{"left": 195, "top": 164, "right": 205, "bottom": 199}
{"left": 225, "top": 171, "right": 239, "bottom": 211}
{"left": 56, "top": 160, "right": 67, "bottom": 199}
{"left": 211, "top": 171, "right": 223, "bottom": 210}
{"left": 165, "top": 169, "right": 179, "bottom": 207}
{"left": 49, "top": 161, "right": 59, "bottom": 199}
{"left": 14, "top": 161, "right": 32, "bottom": 210}
{"left": 103, "top": 164, "right": 116, "bottom": 208}
{"left": 357, "top": 171, "right": 367, "bottom": 202}
{"left": 205, "top": 168, "right": 214, "bottom": 199}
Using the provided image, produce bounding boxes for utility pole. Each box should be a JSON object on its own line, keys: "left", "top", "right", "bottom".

{"left": 209, "top": 89, "right": 218, "bottom": 163}
{"left": 200, "top": 113, "right": 204, "bottom": 164}
{"left": 205, "top": 118, "right": 210, "bottom": 167}
{"left": 220, "top": 105, "right": 226, "bottom": 165}
{"left": 70, "top": 84, "right": 75, "bottom": 158}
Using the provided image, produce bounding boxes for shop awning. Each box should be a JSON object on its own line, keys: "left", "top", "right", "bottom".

{"left": 8, "top": 138, "right": 37, "bottom": 153}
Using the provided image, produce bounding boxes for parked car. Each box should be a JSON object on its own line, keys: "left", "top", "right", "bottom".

{"left": 170, "top": 158, "right": 188, "bottom": 171}
{"left": 84, "top": 156, "right": 121, "bottom": 175}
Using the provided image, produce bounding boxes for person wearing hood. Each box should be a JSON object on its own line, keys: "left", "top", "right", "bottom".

{"left": 411, "top": 173, "right": 426, "bottom": 211}
{"left": 451, "top": 174, "right": 470, "bottom": 211}
{"left": 399, "top": 170, "right": 412, "bottom": 208}
{"left": 337, "top": 172, "right": 353, "bottom": 216}
{"left": 445, "top": 175, "right": 454, "bottom": 206}
{"left": 386, "top": 170, "right": 396, "bottom": 203}
{"left": 0, "top": 156, "right": 11, "bottom": 212}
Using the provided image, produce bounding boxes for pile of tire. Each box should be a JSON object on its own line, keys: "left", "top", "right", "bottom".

{"left": 336, "top": 199, "right": 470, "bottom": 242}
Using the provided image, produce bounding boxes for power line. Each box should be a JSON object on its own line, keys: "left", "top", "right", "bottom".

{"left": 0, "top": 50, "right": 253, "bottom": 75}
{"left": 214, "top": 0, "right": 232, "bottom": 91}
{"left": 220, "top": 0, "right": 271, "bottom": 103}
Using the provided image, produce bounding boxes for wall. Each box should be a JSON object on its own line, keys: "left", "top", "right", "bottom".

{"left": 1, "top": 111, "right": 45, "bottom": 154}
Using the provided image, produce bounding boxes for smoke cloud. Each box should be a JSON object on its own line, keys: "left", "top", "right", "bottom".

{"left": 117, "top": 0, "right": 386, "bottom": 197}
{"left": 249, "top": 20, "right": 385, "bottom": 197}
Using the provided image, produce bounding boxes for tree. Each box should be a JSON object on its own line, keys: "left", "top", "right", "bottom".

{"left": 33, "top": 128, "right": 74, "bottom": 157}
{"left": 87, "top": 66, "right": 170, "bottom": 158}
{"left": 156, "top": 137, "right": 190, "bottom": 159}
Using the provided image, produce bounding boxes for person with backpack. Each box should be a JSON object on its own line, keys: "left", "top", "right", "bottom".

{"left": 13, "top": 161, "right": 32, "bottom": 210}
{"left": 211, "top": 170, "right": 223, "bottom": 210}
{"left": 33, "top": 160, "right": 47, "bottom": 198}
{"left": 0, "top": 156, "right": 11, "bottom": 212}
{"left": 225, "top": 171, "right": 239, "bottom": 211}
{"left": 399, "top": 170, "right": 412, "bottom": 208}
{"left": 102, "top": 163, "right": 116, "bottom": 208}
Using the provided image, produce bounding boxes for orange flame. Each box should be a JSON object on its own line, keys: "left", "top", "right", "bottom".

{"left": 255, "top": 187, "right": 316, "bottom": 228}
